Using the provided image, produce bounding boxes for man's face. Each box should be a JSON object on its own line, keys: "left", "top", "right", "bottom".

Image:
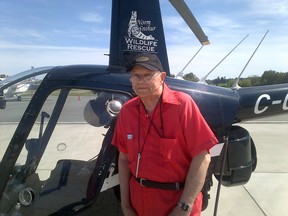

{"left": 130, "top": 65, "right": 166, "bottom": 98}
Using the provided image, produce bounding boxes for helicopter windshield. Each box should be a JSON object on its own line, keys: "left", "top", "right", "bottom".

{"left": 0, "top": 87, "right": 122, "bottom": 215}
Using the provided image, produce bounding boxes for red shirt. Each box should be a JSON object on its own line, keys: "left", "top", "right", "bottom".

{"left": 112, "top": 83, "right": 218, "bottom": 215}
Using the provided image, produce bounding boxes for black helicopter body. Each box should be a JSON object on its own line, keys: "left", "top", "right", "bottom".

{"left": 0, "top": 0, "right": 287, "bottom": 215}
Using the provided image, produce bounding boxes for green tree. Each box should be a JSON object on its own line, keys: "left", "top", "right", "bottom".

{"left": 253, "top": 70, "right": 288, "bottom": 85}
{"left": 183, "top": 72, "right": 199, "bottom": 82}
{"left": 283, "top": 73, "right": 288, "bottom": 83}
{"left": 239, "top": 79, "right": 252, "bottom": 87}
{"left": 248, "top": 75, "right": 261, "bottom": 86}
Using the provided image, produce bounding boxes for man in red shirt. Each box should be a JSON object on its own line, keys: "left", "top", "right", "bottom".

{"left": 112, "top": 53, "right": 218, "bottom": 216}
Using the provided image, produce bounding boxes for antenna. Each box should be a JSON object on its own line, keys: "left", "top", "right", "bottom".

{"left": 176, "top": 45, "right": 204, "bottom": 79}
{"left": 199, "top": 34, "right": 249, "bottom": 83}
{"left": 231, "top": 30, "right": 269, "bottom": 90}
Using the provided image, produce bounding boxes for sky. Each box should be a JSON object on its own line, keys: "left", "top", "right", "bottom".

{"left": 0, "top": 0, "right": 287, "bottom": 79}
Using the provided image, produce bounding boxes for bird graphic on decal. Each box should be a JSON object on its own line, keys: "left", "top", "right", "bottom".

{"left": 128, "top": 11, "right": 155, "bottom": 40}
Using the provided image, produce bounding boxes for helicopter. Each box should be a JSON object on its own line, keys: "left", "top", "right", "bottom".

{"left": 0, "top": 0, "right": 287, "bottom": 215}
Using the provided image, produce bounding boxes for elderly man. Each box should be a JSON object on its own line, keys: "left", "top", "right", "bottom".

{"left": 112, "top": 53, "right": 218, "bottom": 216}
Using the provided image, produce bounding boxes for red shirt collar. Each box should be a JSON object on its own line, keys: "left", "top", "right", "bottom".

{"left": 161, "top": 83, "right": 181, "bottom": 105}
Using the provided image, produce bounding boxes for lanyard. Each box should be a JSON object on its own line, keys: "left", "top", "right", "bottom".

{"left": 135, "top": 96, "right": 163, "bottom": 177}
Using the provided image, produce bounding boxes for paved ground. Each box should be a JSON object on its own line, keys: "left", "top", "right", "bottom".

{"left": 202, "top": 122, "right": 288, "bottom": 216}
{"left": 1, "top": 96, "right": 287, "bottom": 215}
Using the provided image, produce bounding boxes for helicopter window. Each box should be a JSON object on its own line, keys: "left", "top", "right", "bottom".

{"left": 12, "top": 88, "right": 109, "bottom": 214}
{"left": 0, "top": 76, "right": 42, "bottom": 161}
{"left": 28, "top": 89, "right": 108, "bottom": 181}
{"left": 0, "top": 88, "right": 124, "bottom": 215}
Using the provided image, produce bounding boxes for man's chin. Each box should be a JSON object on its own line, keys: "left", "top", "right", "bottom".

{"left": 135, "top": 89, "right": 149, "bottom": 96}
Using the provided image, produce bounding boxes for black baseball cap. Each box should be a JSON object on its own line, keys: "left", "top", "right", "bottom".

{"left": 127, "top": 53, "right": 163, "bottom": 72}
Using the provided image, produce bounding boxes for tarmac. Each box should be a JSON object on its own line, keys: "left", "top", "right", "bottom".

{"left": 202, "top": 121, "right": 288, "bottom": 216}
{"left": 0, "top": 96, "right": 287, "bottom": 216}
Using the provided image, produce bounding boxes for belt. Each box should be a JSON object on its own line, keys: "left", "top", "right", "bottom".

{"left": 134, "top": 177, "right": 184, "bottom": 191}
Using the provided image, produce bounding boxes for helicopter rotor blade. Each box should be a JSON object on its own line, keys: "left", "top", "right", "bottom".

{"left": 169, "top": 0, "right": 210, "bottom": 45}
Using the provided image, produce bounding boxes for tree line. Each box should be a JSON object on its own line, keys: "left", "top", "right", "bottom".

{"left": 178, "top": 70, "right": 288, "bottom": 87}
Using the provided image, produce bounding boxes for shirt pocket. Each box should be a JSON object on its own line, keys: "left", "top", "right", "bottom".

{"left": 159, "top": 137, "right": 177, "bottom": 161}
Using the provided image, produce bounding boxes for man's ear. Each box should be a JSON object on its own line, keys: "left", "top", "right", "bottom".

{"left": 161, "top": 72, "right": 166, "bottom": 81}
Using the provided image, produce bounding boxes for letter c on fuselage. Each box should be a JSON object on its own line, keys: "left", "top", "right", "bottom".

{"left": 254, "top": 94, "right": 270, "bottom": 114}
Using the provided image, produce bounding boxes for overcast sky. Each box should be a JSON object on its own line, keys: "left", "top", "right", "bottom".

{"left": 0, "top": 0, "right": 287, "bottom": 79}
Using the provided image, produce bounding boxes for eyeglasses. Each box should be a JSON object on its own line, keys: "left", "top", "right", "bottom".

{"left": 129, "top": 72, "right": 161, "bottom": 83}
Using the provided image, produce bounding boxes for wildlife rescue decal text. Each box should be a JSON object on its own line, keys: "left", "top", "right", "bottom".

{"left": 124, "top": 11, "right": 158, "bottom": 52}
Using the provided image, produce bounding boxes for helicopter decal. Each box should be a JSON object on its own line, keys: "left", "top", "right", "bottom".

{"left": 125, "top": 11, "right": 158, "bottom": 53}
{"left": 254, "top": 93, "right": 288, "bottom": 114}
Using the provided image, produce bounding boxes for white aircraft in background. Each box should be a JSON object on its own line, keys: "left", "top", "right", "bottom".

{"left": 0, "top": 74, "right": 31, "bottom": 101}
{"left": 0, "top": 74, "right": 7, "bottom": 81}
{"left": 3, "top": 83, "right": 31, "bottom": 101}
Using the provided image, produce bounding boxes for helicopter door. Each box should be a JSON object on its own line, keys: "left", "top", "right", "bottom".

{"left": 0, "top": 88, "right": 125, "bottom": 215}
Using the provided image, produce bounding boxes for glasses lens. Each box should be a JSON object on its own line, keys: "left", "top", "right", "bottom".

{"left": 130, "top": 72, "right": 160, "bottom": 83}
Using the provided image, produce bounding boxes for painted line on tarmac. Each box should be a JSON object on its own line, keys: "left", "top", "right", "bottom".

{"left": 241, "top": 121, "right": 288, "bottom": 124}
{"left": 0, "top": 121, "right": 87, "bottom": 124}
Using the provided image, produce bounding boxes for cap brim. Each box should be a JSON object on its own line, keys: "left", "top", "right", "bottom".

{"left": 128, "top": 63, "right": 160, "bottom": 72}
